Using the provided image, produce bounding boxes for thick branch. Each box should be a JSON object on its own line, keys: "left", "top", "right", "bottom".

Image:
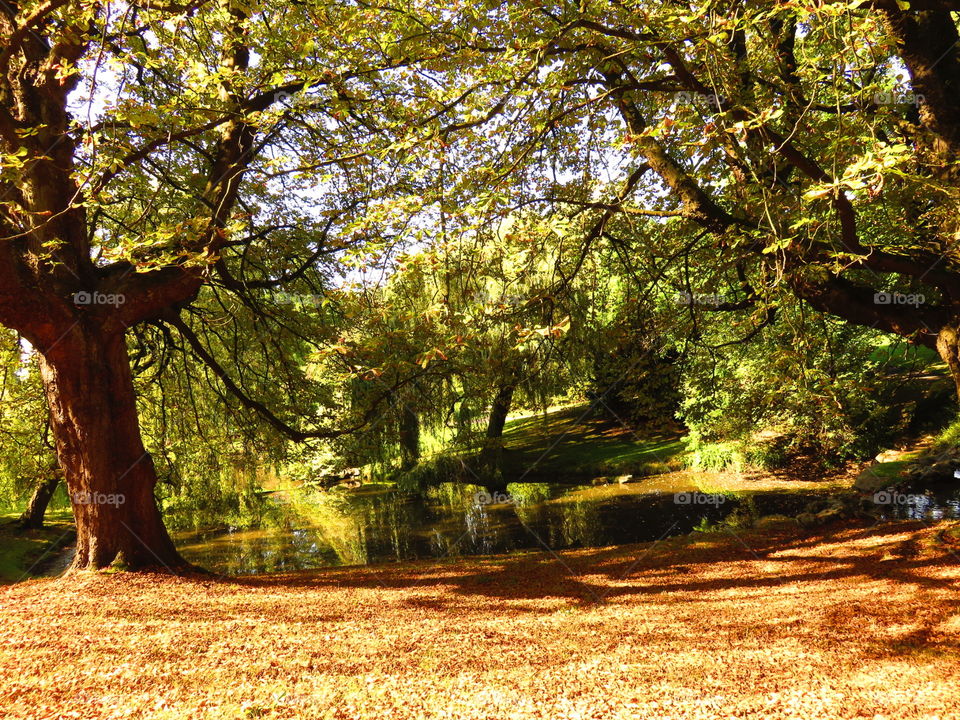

{"left": 792, "top": 273, "right": 949, "bottom": 347}
{"left": 600, "top": 68, "right": 743, "bottom": 233}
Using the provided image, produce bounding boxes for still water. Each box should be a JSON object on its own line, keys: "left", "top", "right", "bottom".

{"left": 173, "top": 473, "right": 960, "bottom": 575}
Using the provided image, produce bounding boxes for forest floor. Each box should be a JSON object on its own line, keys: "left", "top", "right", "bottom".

{"left": 2, "top": 520, "right": 959, "bottom": 720}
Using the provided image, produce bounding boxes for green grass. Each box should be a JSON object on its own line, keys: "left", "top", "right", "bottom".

{"left": 685, "top": 440, "right": 747, "bottom": 472}
{"left": 498, "top": 405, "right": 686, "bottom": 482}
{"left": 867, "top": 342, "right": 940, "bottom": 369}
{"left": 0, "top": 510, "right": 75, "bottom": 583}
{"left": 388, "top": 404, "right": 688, "bottom": 488}
{"left": 932, "top": 413, "right": 960, "bottom": 448}
{"left": 853, "top": 459, "right": 915, "bottom": 493}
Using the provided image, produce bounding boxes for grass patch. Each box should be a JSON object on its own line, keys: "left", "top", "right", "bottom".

{"left": 498, "top": 405, "right": 686, "bottom": 481}
{"left": 0, "top": 510, "right": 75, "bottom": 583}
{"left": 932, "top": 413, "right": 960, "bottom": 448}
{"left": 389, "top": 404, "right": 688, "bottom": 487}
{"left": 859, "top": 412, "right": 960, "bottom": 491}
{"left": 864, "top": 458, "right": 914, "bottom": 482}
{"left": 685, "top": 440, "right": 746, "bottom": 472}
{"left": 853, "top": 446, "right": 928, "bottom": 492}
{"left": 867, "top": 342, "right": 940, "bottom": 369}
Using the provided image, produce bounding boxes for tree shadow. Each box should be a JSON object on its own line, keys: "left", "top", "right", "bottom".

{"left": 223, "top": 521, "right": 958, "bottom": 612}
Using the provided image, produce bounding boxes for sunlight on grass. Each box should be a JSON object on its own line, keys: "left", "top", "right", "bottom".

{"left": 0, "top": 511, "right": 74, "bottom": 583}
{"left": 499, "top": 405, "right": 687, "bottom": 481}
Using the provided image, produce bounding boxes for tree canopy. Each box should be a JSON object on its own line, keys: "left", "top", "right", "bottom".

{"left": 2, "top": 0, "right": 960, "bottom": 570}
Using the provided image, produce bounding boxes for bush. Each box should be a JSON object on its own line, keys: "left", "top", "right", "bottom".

{"left": 676, "top": 305, "right": 929, "bottom": 467}
{"left": 686, "top": 439, "right": 746, "bottom": 472}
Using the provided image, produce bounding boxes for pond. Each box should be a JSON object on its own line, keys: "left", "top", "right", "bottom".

{"left": 878, "top": 482, "right": 960, "bottom": 521}
{"left": 173, "top": 473, "right": 960, "bottom": 576}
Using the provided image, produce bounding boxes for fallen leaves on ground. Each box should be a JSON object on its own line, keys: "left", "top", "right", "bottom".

{"left": 1, "top": 521, "right": 959, "bottom": 719}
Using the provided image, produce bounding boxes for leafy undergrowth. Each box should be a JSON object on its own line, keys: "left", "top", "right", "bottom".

{"left": 1, "top": 522, "right": 959, "bottom": 719}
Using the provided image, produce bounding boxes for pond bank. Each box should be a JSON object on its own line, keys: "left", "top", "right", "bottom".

{"left": 11, "top": 460, "right": 960, "bottom": 581}
{"left": 171, "top": 463, "right": 960, "bottom": 576}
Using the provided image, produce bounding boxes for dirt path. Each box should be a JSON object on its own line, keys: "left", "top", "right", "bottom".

{"left": 1, "top": 521, "right": 958, "bottom": 719}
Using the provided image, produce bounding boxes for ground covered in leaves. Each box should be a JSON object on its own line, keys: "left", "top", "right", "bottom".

{"left": 1, "top": 521, "right": 959, "bottom": 719}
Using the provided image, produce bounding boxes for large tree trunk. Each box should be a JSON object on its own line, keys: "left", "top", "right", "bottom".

{"left": 18, "top": 465, "right": 61, "bottom": 530}
{"left": 38, "top": 323, "right": 187, "bottom": 572}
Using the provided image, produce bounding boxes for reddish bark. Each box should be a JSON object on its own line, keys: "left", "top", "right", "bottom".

{"left": 39, "top": 322, "right": 188, "bottom": 571}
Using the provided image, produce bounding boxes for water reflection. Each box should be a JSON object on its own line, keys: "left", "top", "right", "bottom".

{"left": 878, "top": 484, "right": 960, "bottom": 521}
{"left": 173, "top": 476, "right": 960, "bottom": 576}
